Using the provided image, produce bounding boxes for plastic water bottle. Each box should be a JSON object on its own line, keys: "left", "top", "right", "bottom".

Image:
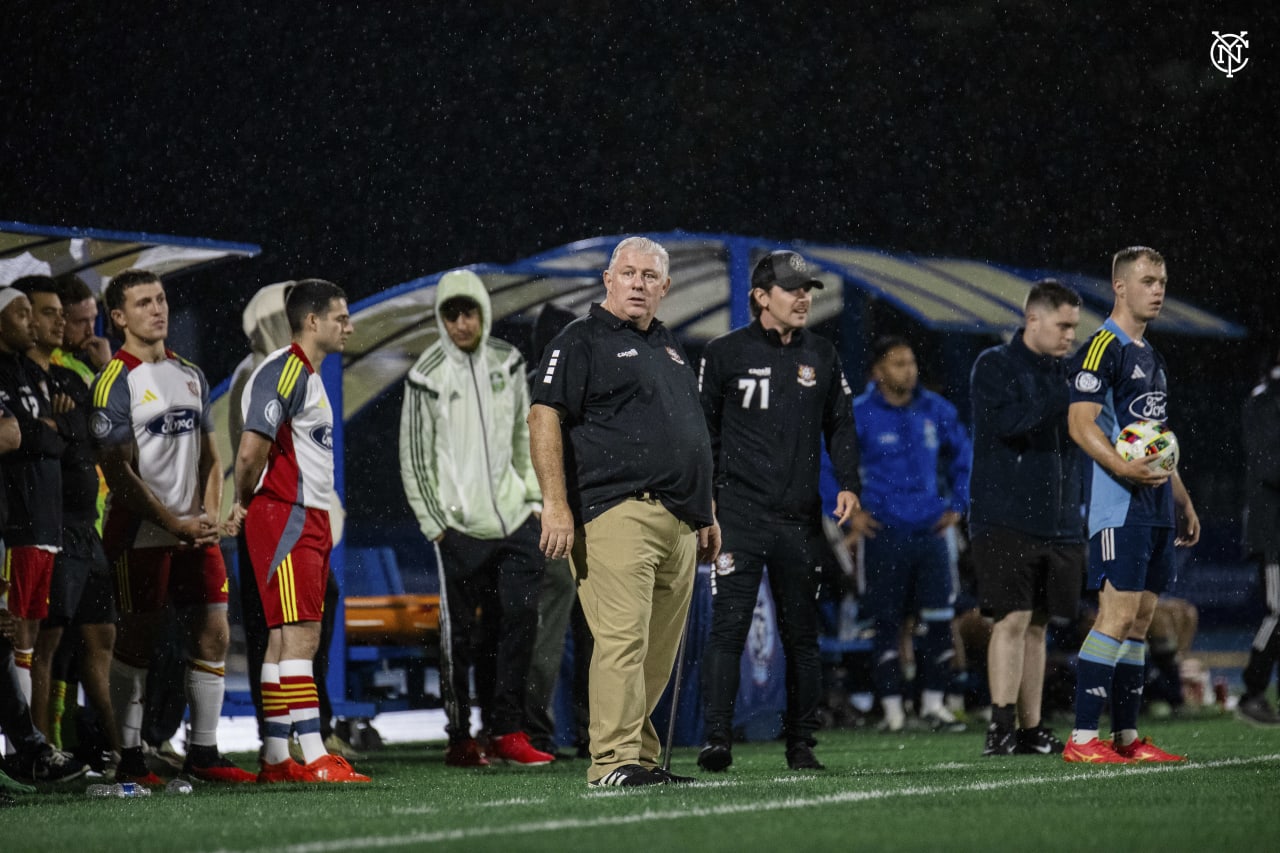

{"left": 166, "top": 778, "right": 194, "bottom": 795}
{"left": 87, "top": 781, "right": 152, "bottom": 798}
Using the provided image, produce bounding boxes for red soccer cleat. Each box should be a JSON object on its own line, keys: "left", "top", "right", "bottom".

{"left": 1062, "top": 737, "right": 1132, "bottom": 764}
{"left": 257, "top": 758, "right": 311, "bottom": 784}
{"left": 1113, "top": 736, "right": 1185, "bottom": 762}
{"left": 300, "top": 753, "right": 371, "bottom": 783}
{"left": 488, "top": 731, "right": 554, "bottom": 767}
{"left": 115, "top": 768, "right": 166, "bottom": 786}
{"left": 184, "top": 753, "right": 258, "bottom": 784}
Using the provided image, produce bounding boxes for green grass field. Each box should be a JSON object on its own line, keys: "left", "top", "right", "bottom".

{"left": 4, "top": 714, "right": 1279, "bottom": 852}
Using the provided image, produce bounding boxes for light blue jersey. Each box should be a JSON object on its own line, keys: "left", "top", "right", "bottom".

{"left": 1068, "top": 318, "right": 1174, "bottom": 535}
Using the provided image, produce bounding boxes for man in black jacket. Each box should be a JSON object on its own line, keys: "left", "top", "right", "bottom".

{"left": 696, "top": 250, "right": 861, "bottom": 772}
{"left": 1239, "top": 355, "right": 1280, "bottom": 725}
{"left": 969, "top": 279, "right": 1084, "bottom": 756}
{"left": 0, "top": 283, "right": 66, "bottom": 707}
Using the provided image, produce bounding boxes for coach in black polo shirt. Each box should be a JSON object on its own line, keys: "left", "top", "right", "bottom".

{"left": 528, "top": 235, "right": 721, "bottom": 788}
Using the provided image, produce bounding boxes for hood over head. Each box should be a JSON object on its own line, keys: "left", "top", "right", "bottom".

{"left": 434, "top": 269, "right": 492, "bottom": 357}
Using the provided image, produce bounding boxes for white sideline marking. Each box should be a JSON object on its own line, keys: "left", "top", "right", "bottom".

{"left": 476, "top": 797, "right": 550, "bottom": 809}
{"left": 208, "top": 754, "right": 1280, "bottom": 853}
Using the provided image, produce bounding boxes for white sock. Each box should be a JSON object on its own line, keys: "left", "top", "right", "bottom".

{"left": 260, "top": 662, "right": 292, "bottom": 765}
{"left": 882, "top": 695, "right": 906, "bottom": 728}
{"left": 280, "top": 659, "right": 325, "bottom": 764}
{"left": 1071, "top": 728, "right": 1100, "bottom": 745}
{"left": 920, "top": 689, "right": 945, "bottom": 716}
{"left": 109, "top": 658, "right": 148, "bottom": 750}
{"left": 14, "top": 648, "right": 33, "bottom": 703}
{"left": 186, "top": 659, "right": 225, "bottom": 748}
{"left": 1115, "top": 728, "right": 1139, "bottom": 747}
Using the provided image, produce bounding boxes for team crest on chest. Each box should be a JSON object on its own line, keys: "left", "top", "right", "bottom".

{"left": 797, "top": 364, "right": 816, "bottom": 387}
{"left": 489, "top": 370, "right": 506, "bottom": 393}
{"left": 665, "top": 346, "right": 685, "bottom": 365}
{"left": 187, "top": 380, "right": 200, "bottom": 398}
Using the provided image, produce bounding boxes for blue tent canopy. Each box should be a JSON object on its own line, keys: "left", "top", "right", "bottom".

{"left": 324, "top": 231, "right": 1243, "bottom": 425}
{"left": 0, "top": 219, "right": 260, "bottom": 290}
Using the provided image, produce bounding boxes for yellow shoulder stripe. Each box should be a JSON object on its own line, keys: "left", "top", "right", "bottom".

{"left": 1082, "top": 331, "right": 1116, "bottom": 372}
{"left": 277, "top": 354, "right": 305, "bottom": 399}
{"left": 93, "top": 359, "right": 125, "bottom": 408}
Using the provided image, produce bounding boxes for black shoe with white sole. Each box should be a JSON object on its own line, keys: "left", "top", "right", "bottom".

{"left": 588, "top": 764, "right": 664, "bottom": 787}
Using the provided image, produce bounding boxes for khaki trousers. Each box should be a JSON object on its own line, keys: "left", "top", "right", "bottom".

{"left": 571, "top": 497, "right": 695, "bottom": 782}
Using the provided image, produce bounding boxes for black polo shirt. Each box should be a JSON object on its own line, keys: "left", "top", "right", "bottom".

{"left": 700, "top": 320, "right": 861, "bottom": 523}
{"left": 532, "top": 303, "right": 714, "bottom": 529}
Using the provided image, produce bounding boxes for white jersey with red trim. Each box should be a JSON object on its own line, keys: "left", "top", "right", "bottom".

{"left": 90, "top": 349, "right": 213, "bottom": 549}
{"left": 240, "top": 343, "right": 334, "bottom": 510}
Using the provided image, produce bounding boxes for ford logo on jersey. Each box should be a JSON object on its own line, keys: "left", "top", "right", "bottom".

{"left": 1128, "top": 392, "right": 1167, "bottom": 422}
{"left": 311, "top": 424, "right": 334, "bottom": 449}
{"left": 145, "top": 407, "right": 199, "bottom": 437}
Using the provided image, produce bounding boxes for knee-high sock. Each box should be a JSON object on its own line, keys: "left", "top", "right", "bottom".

{"left": 1111, "top": 640, "right": 1147, "bottom": 743}
{"left": 13, "top": 648, "right": 33, "bottom": 704}
{"left": 281, "top": 659, "right": 324, "bottom": 764}
{"left": 260, "top": 662, "right": 292, "bottom": 764}
{"left": 917, "top": 618, "right": 956, "bottom": 697}
{"left": 1073, "top": 630, "right": 1123, "bottom": 741}
{"left": 186, "top": 659, "right": 225, "bottom": 749}
{"left": 109, "top": 658, "right": 148, "bottom": 750}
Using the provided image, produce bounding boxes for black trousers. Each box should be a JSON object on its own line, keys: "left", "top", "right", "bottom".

{"left": 1243, "top": 556, "right": 1280, "bottom": 698}
{"left": 0, "top": 634, "right": 46, "bottom": 762}
{"left": 701, "top": 515, "right": 825, "bottom": 748}
{"left": 434, "top": 517, "right": 544, "bottom": 741}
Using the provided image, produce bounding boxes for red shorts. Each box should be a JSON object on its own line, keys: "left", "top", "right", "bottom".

{"left": 113, "top": 544, "right": 229, "bottom": 615}
{"left": 2, "top": 546, "right": 56, "bottom": 620}
{"left": 245, "top": 497, "right": 331, "bottom": 628}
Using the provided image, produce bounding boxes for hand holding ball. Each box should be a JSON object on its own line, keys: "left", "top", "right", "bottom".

{"left": 1115, "top": 419, "right": 1179, "bottom": 474}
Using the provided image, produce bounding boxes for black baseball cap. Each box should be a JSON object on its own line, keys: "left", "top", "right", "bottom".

{"left": 750, "top": 250, "right": 825, "bottom": 291}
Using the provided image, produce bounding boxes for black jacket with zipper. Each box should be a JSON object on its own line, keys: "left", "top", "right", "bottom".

{"left": 968, "top": 330, "right": 1084, "bottom": 542}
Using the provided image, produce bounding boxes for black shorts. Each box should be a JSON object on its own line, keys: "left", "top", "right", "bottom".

{"left": 971, "top": 526, "right": 1084, "bottom": 623}
{"left": 45, "top": 521, "right": 118, "bottom": 628}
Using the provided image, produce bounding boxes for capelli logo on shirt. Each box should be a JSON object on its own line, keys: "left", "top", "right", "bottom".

{"left": 616, "top": 348, "right": 639, "bottom": 358}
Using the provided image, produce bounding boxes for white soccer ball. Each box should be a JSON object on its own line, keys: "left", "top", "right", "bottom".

{"left": 1114, "top": 419, "right": 1179, "bottom": 473}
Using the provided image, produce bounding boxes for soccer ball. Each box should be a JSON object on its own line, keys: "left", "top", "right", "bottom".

{"left": 1114, "top": 419, "right": 1179, "bottom": 473}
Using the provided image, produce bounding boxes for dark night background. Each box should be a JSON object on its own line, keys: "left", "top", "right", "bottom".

{"left": 3, "top": 2, "right": 1276, "bottom": 565}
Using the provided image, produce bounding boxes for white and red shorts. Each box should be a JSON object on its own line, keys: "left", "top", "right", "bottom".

{"left": 244, "top": 496, "right": 331, "bottom": 628}
{"left": 112, "top": 544, "right": 229, "bottom": 615}
{"left": 2, "top": 546, "right": 57, "bottom": 620}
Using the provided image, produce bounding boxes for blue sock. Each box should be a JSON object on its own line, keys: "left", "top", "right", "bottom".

{"left": 1075, "top": 630, "right": 1123, "bottom": 733}
{"left": 917, "top": 618, "right": 956, "bottom": 692}
{"left": 1111, "top": 640, "right": 1147, "bottom": 736}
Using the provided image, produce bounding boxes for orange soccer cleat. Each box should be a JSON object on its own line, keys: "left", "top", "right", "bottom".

{"left": 1113, "top": 736, "right": 1185, "bottom": 763}
{"left": 301, "top": 753, "right": 371, "bottom": 783}
{"left": 1062, "top": 737, "right": 1131, "bottom": 764}
{"left": 257, "top": 758, "right": 311, "bottom": 784}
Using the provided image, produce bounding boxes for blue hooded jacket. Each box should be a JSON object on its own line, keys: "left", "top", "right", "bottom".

{"left": 853, "top": 381, "right": 971, "bottom": 532}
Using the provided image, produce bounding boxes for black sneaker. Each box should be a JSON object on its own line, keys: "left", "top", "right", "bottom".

{"left": 983, "top": 723, "right": 1016, "bottom": 756}
{"left": 1014, "top": 725, "right": 1066, "bottom": 755}
{"left": 29, "top": 745, "right": 90, "bottom": 783}
{"left": 650, "top": 766, "right": 695, "bottom": 784}
{"left": 785, "top": 743, "right": 826, "bottom": 770}
{"left": 588, "top": 764, "right": 664, "bottom": 787}
{"left": 1236, "top": 694, "right": 1280, "bottom": 726}
{"left": 697, "top": 743, "right": 733, "bottom": 772}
